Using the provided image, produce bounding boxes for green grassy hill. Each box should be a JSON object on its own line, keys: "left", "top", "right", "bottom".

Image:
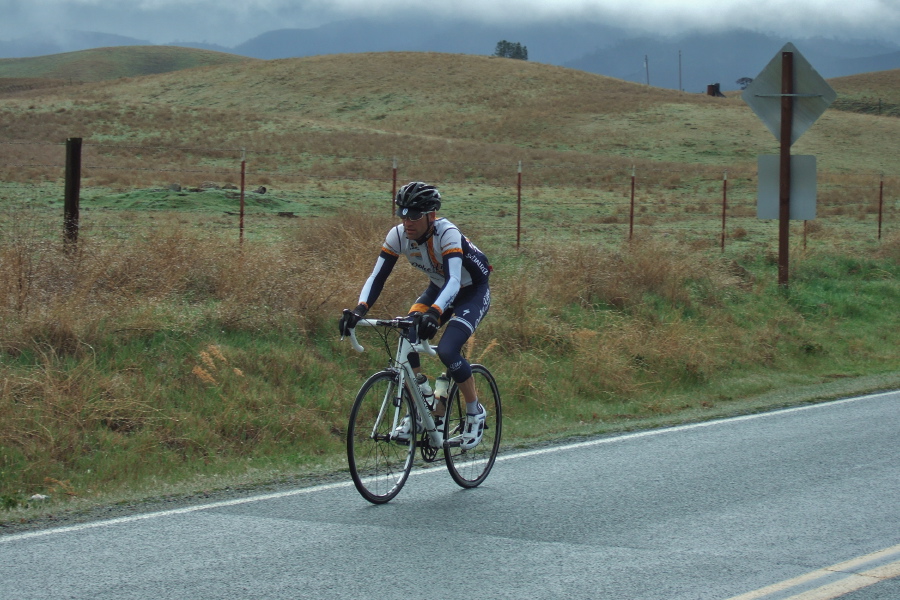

{"left": 0, "top": 45, "right": 257, "bottom": 83}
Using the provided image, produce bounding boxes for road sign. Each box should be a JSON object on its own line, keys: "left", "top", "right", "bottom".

{"left": 757, "top": 155, "right": 816, "bottom": 220}
{"left": 742, "top": 43, "right": 836, "bottom": 145}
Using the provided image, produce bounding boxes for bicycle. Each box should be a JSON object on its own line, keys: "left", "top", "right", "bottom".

{"left": 342, "top": 313, "right": 502, "bottom": 504}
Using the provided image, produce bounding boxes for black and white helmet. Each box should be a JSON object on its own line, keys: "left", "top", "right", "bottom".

{"left": 395, "top": 181, "right": 441, "bottom": 219}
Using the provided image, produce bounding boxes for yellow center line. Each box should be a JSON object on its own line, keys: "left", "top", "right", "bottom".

{"left": 724, "top": 543, "right": 900, "bottom": 600}
{"left": 781, "top": 559, "right": 900, "bottom": 600}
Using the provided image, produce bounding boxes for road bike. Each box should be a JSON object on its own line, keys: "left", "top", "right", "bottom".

{"left": 343, "top": 315, "right": 502, "bottom": 504}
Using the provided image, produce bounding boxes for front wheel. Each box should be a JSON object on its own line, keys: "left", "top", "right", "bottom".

{"left": 442, "top": 364, "right": 502, "bottom": 488}
{"left": 347, "top": 370, "right": 416, "bottom": 504}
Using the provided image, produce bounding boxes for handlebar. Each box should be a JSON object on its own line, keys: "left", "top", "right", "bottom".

{"left": 344, "top": 317, "right": 438, "bottom": 357}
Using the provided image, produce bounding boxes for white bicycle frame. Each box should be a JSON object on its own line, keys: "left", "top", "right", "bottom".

{"left": 347, "top": 318, "right": 445, "bottom": 449}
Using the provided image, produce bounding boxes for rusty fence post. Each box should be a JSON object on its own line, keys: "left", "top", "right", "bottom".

{"left": 391, "top": 157, "right": 398, "bottom": 217}
{"left": 721, "top": 170, "right": 728, "bottom": 252}
{"left": 629, "top": 166, "right": 636, "bottom": 241}
{"left": 516, "top": 161, "right": 522, "bottom": 250}
{"left": 239, "top": 148, "right": 246, "bottom": 245}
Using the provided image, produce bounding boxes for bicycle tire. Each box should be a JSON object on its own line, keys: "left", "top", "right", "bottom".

{"left": 347, "top": 370, "right": 416, "bottom": 504}
{"left": 443, "top": 364, "right": 502, "bottom": 488}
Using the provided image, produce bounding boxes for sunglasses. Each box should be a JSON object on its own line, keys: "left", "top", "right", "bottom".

{"left": 396, "top": 208, "right": 427, "bottom": 221}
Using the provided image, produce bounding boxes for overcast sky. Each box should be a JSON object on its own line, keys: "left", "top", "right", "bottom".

{"left": 2, "top": 0, "right": 899, "bottom": 47}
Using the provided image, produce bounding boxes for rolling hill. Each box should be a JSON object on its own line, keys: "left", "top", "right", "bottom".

{"left": 1, "top": 49, "right": 898, "bottom": 179}
{"left": 828, "top": 69, "right": 900, "bottom": 117}
{"left": 0, "top": 45, "right": 256, "bottom": 83}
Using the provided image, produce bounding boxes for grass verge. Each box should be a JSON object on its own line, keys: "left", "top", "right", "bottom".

{"left": 1, "top": 212, "right": 898, "bottom": 526}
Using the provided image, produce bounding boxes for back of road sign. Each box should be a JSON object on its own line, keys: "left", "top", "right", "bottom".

{"left": 757, "top": 154, "right": 817, "bottom": 220}
{"left": 742, "top": 43, "right": 837, "bottom": 145}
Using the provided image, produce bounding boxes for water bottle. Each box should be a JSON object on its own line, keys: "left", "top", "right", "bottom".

{"left": 416, "top": 373, "right": 434, "bottom": 407}
{"left": 433, "top": 373, "right": 450, "bottom": 403}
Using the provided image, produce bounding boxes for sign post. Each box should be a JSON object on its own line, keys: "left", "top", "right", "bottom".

{"left": 742, "top": 43, "right": 836, "bottom": 286}
{"left": 778, "top": 51, "right": 793, "bottom": 286}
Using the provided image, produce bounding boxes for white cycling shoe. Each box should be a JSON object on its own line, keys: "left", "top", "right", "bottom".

{"left": 457, "top": 404, "right": 486, "bottom": 450}
{"left": 392, "top": 415, "right": 421, "bottom": 443}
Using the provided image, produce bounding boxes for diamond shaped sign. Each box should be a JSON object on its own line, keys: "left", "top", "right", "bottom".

{"left": 742, "top": 43, "right": 837, "bottom": 145}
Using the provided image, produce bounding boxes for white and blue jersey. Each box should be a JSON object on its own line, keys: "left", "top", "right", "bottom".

{"left": 358, "top": 218, "right": 490, "bottom": 321}
{"left": 357, "top": 217, "right": 491, "bottom": 383}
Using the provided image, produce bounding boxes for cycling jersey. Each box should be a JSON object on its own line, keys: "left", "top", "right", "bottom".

{"left": 358, "top": 218, "right": 490, "bottom": 315}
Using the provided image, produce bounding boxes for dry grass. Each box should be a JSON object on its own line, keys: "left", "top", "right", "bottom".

{"left": 485, "top": 235, "right": 748, "bottom": 396}
{"left": 0, "top": 210, "right": 419, "bottom": 339}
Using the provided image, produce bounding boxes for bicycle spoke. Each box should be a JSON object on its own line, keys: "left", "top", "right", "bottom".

{"left": 347, "top": 371, "right": 416, "bottom": 503}
{"left": 443, "top": 365, "right": 502, "bottom": 488}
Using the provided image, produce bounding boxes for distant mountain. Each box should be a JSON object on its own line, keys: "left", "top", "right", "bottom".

{"left": 1, "top": 20, "right": 898, "bottom": 92}
{"left": 564, "top": 30, "right": 900, "bottom": 93}
{"left": 0, "top": 30, "right": 151, "bottom": 58}
{"left": 164, "top": 41, "right": 234, "bottom": 54}
{"left": 230, "top": 17, "right": 633, "bottom": 65}
{"left": 828, "top": 50, "right": 900, "bottom": 76}
{"left": 229, "top": 20, "right": 900, "bottom": 91}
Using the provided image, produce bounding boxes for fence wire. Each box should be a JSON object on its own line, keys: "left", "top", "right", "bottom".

{"left": 0, "top": 141, "right": 896, "bottom": 250}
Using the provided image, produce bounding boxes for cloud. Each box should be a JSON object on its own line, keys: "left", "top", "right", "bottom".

{"left": 304, "top": 0, "right": 900, "bottom": 39}
{"left": 0, "top": 0, "right": 329, "bottom": 44}
{"left": 1, "top": 0, "right": 898, "bottom": 46}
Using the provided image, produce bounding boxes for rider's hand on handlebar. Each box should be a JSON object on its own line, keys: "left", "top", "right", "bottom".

{"left": 339, "top": 304, "right": 368, "bottom": 337}
{"left": 416, "top": 307, "right": 441, "bottom": 341}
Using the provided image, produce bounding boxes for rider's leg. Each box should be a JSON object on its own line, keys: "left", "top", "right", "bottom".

{"left": 456, "top": 375, "right": 478, "bottom": 407}
{"left": 434, "top": 283, "right": 490, "bottom": 414}
{"left": 407, "top": 350, "right": 422, "bottom": 378}
{"left": 437, "top": 321, "right": 488, "bottom": 449}
{"left": 436, "top": 321, "right": 479, "bottom": 410}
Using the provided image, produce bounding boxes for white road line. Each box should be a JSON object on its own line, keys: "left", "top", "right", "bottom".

{"left": 498, "top": 390, "right": 895, "bottom": 462}
{"left": 0, "top": 481, "right": 352, "bottom": 544}
{"left": 1, "top": 390, "right": 894, "bottom": 545}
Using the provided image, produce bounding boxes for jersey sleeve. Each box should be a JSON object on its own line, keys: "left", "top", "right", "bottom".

{"left": 357, "top": 226, "right": 402, "bottom": 310}
{"left": 431, "top": 227, "right": 464, "bottom": 313}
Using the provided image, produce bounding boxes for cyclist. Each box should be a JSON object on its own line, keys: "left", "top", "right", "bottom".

{"left": 339, "top": 181, "right": 491, "bottom": 450}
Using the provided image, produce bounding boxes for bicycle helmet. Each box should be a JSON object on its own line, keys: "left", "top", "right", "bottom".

{"left": 395, "top": 181, "right": 441, "bottom": 219}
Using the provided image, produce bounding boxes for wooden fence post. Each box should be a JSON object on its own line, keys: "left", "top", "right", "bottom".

{"left": 64, "top": 137, "right": 82, "bottom": 251}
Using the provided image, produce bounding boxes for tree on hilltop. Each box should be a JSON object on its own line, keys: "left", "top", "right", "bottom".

{"left": 494, "top": 40, "right": 528, "bottom": 60}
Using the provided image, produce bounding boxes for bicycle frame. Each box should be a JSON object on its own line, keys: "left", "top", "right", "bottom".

{"left": 347, "top": 318, "right": 445, "bottom": 450}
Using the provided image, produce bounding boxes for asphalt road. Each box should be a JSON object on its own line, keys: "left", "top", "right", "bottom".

{"left": 1, "top": 391, "right": 898, "bottom": 599}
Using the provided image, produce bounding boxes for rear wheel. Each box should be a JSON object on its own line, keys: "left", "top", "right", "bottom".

{"left": 347, "top": 371, "right": 416, "bottom": 504}
{"left": 443, "top": 365, "right": 502, "bottom": 488}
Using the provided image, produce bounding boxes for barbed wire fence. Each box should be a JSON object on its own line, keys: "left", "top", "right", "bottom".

{"left": 0, "top": 138, "right": 895, "bottom": 253}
